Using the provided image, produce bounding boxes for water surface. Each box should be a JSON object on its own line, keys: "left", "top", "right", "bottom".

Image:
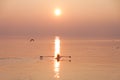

{"left": 0, "top": 39, "right": 120, "bottom": 80}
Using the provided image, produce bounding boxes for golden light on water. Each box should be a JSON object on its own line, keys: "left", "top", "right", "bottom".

{"left": 54, "top": 36, "right": 60, "bottom": 58}
{"left": 54, "top": 60, "right": 60, "bottom": 79}
{"left": 54, "top": 36, "right": 60, "bottom": 79}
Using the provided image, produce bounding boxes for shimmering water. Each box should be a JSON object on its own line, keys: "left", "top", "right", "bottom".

{"left": 0, "top": 38, "right": 120, "bottom": 80}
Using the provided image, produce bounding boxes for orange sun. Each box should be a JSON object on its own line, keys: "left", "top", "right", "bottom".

{"left": 55, "top": 9, "right": 61, "bottom": 16}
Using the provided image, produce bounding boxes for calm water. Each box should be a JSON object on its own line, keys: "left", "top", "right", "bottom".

{"left": 0, "top": 38, "right": 120, "bottom": 80}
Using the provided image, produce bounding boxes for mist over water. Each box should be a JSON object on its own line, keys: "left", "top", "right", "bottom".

{"left": 0, "top": 38, "right": 120, "bottom": 80}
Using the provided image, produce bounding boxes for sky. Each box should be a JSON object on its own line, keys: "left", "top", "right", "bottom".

{"left": 0, "top": 0, "right": 120, "bottom": 39}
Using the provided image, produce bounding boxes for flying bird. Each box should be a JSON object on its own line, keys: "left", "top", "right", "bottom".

{"left": 30, "top": 38, "right": 35, "bottom": 42}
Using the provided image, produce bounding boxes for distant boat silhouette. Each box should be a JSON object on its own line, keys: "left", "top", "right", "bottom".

{"left": 40, "top": 36, "right": 71, "bottom": 62}
{"left": 40, "top": 54, "right": 71, "bottom": 62}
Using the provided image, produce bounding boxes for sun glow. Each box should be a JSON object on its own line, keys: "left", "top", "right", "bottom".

{"left": 54, "top": 36, "right": 60, "bottom": 58}
{"left": 55, "top": 9, "right": 61, "bottom": 16}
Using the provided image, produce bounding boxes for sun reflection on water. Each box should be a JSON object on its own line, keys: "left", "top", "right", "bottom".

{"left": 54, "top": 60, "right": 60, "bottom": 79}
{"left": 54, "top": 36, "right": 60, "bottom": 58}
{"left": 54, "top": 36, "right": 60, "bottom": 79}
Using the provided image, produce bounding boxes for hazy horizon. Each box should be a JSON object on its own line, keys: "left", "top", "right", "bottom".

{"left": 0, "top": 0, "right": 120, "bottom": 39}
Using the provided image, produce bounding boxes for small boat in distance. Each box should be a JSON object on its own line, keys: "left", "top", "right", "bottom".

{"left": 40, "top": 54, "right": 71, "bottom": 62}
{"left": 40, "top": 36, "right": 71, "bottom": 62}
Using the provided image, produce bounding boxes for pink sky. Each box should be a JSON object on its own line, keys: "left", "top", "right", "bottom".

{"left": 0, "top": 0, "right": 120, "bottom": 39}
